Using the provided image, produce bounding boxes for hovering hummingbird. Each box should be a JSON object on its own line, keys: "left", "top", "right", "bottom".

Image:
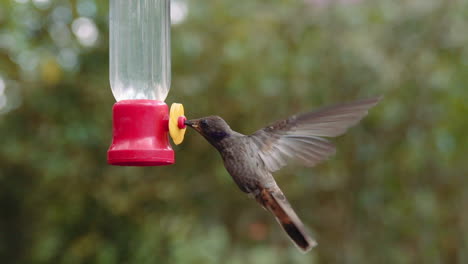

{"left": 185, "top": 97, "right": 381, "bottom": 252}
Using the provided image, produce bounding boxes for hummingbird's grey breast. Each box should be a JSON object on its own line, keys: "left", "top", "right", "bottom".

{"left": 217, "top": 134, "right": 275, "bottom": 195}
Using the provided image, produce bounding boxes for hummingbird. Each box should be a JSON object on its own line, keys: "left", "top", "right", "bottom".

{"left": 185, "top": 97, "right": 381, "bottom": 252}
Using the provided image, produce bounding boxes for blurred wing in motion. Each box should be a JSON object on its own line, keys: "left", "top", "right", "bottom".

{"left": 250, "top": 97, "right": 382, "bottom": 172}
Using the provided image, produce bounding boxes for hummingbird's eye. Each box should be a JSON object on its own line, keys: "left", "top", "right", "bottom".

{"left": 200, "top": 119, "right": 208, "bottom": 128}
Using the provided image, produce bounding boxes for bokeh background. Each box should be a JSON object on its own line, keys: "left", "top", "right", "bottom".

{"left": 1, "top": 0, "right": 467, "bottom": 263}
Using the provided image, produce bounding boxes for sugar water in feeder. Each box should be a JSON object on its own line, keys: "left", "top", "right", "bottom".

{"left": 107, "top": 0, "right": 186, "bottom": 166}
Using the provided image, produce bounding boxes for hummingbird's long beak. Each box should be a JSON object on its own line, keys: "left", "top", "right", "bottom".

{"left": 185, "top": 119, "right": 201, "bottom": 131}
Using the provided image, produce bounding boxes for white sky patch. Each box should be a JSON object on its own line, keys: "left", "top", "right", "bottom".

{"left": 49, "top": 22, "right": 72, "bottom": 47}
{"left": 77, "top": 0, "right": 97, "bottom": 18}
{"left": 305, "top": 0, "right": 362, "bottom": 7}
{"left": 16, "top": 50, "right": 39, "bottom": 72}
{"left": 0, "top": 76, "right": 6, "bottom": 111}
{"left": 0, "top": 77, "right": 5, "bottom": 95}
{"left": 72, "top": 17, "right": 99, "bottom": 47}
{"left": 0, "top": 95, "right": 7, "bottom": 110}
{"left": 171, "top": 0, "right": 188, "bottom": 25}
{"left": 33, "top": 0, "right": 51, "bottom": 9}
{"left": 52, "top": 6, "right": 73, "bottom": 23}
{"left": 58, "top": 48, "right": 79, "bottom": 71}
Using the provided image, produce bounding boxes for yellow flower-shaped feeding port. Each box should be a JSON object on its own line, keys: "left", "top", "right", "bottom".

{"left": 169, "top": 103, "right": 187, "bottom": 145}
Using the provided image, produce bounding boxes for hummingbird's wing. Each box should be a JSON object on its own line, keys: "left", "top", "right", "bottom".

{"left": 250, "top": 97, "right": 381, "bottom": 172}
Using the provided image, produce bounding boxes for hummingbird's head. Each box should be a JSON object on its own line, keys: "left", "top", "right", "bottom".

{"left": 185, "top": 116, "right": 232, "bottom": 143}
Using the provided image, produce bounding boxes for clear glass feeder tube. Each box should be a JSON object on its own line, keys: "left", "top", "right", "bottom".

{"left": 110, "top": 0, "right": 171, "bottom": 102}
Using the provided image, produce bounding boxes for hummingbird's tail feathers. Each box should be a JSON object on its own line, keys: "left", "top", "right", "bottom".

{"left": 259, "top": 188, "right": 317, "bottom": 252}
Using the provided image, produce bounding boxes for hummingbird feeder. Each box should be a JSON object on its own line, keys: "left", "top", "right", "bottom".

{"left": 107, "top": 0, "right": 186, "bottom": 166}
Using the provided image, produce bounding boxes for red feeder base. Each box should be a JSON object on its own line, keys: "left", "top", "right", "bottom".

{"left": 107, "top": 100, "right": 175, "bottom": 166}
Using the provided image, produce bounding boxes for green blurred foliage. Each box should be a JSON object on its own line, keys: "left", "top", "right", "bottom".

{"left": 1, "top": 0, "right": 468, "bottom": 263}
